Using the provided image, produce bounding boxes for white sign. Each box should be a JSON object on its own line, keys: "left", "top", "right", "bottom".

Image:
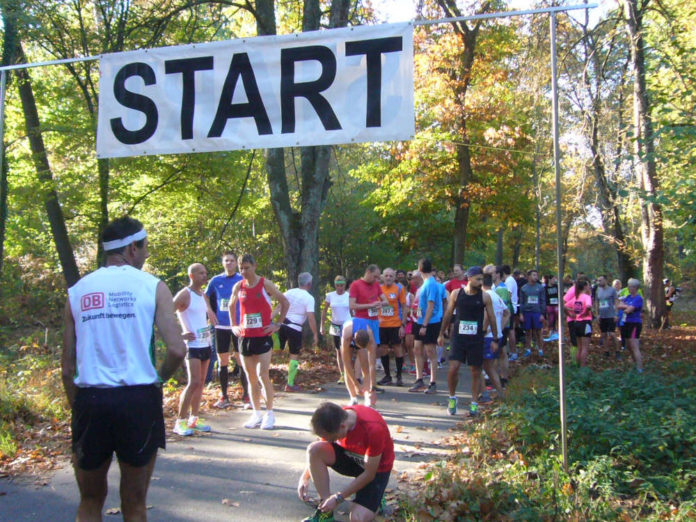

{"left": 97, "top": 23, "right": 414, "bottom": 158}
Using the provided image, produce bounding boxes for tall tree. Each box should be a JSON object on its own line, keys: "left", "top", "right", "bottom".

{"left": 619, "top": 0, "right": 665, "bottom": 327}
{"left": 1, "top": 0, "right": 80, "bottom": 286}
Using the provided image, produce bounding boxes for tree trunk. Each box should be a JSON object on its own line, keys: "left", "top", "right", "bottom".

{"left": 259, "top": 0, "right": 348, "bottom": 294}
{"left": 14, "top": 44, "right": 80, "bottom": 286}
{"left": 495, "top": 228, "right": 503, "bottom": 266}
{"left": 621, "top": 0, "right": 665, "bottom": 327}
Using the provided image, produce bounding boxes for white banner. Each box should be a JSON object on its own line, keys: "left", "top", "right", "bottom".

{"left": 96, "top": 23, "right": 413, "bottom": 158}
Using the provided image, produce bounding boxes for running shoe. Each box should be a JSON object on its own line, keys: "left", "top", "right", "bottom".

{"left": 348, "top": 397, "right": 359, "bottom": 406}
{"left": 173, "top": 419, "right": 193, "bottom": 436}
{"left": 337, "top": 374, "right": 345, "bottom": 384}
{"left": 213, "top": 397, "right": 231, "bottom": 409}
{"left": 285, "top": 384, "right": 302, "bottom": 392}
{"left": 187, "top": 416, "right": 211, "bottom": 432}
{"left": 261, "top": 410, "right": 275, "bottom": 430}
{"left": 538, "top": 349, "right": 544, "bottom": 357}
{"left": 408, "top": 365, "right": 416, "bottom": 375}
{"left": 243, "top": 411, "right": 264, "bottom": 429}
{"left": 447, "top": 397, "right": 458, "bottom": 416}
{"left": 469, "top": 403, "right": 480, "bottom": 417}
{"left": 479, "top": 391, "right": 492, "bottom": 404}
{"left": 408, "top": 379, "right": 426, "bottom": 393}
{"left": 424, "top": 382, "right": 437, "bottom": 395}
{"left": 395, "top": 376, "right": 403, "bottom": 387}
{"left": 373, "top": 386, "right": 385, "bottom": 394}
{"left": 377, "top": 376, "right": 393, "bottom": 386}
{"left": 376, "top": 360, "right": 384, "bottom": 372}
{"left": 523, "top": 349, "right": 532, "bottom": 357}
{"left": 302, "top": 509, "right": 335, "bottom": 522}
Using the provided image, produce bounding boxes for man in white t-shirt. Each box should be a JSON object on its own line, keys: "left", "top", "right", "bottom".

{"left": 501, "top": 265, "right": 519, "bottom": 360}
{"left": 320, "top": 275, "right": 352, "bottom": 383}
{"left": 275, "top": 272, "right": 319, "bottom": 392}
{"left": 481, "top": 273, "right": 508, "bottom": 402}
{"left": 62, "top": 216, "right": 186, "bottom": 520}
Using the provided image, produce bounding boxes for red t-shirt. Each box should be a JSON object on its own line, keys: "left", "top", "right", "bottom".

{"left": 338, "top": 405, "right": 394, "bottom": 473}
{"left": 238, "top": 277, "right": 272, "bottom": 337}
{"left": 445, "top": 277, "right": 468, "bottom": 293}
{"left": 350, "top": 279, "right": 382, "bottom": 320}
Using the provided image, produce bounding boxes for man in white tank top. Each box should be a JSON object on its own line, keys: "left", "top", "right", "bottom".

{"left": 62, "top": 216, "right": 186, "bottom": 521}
{"left": 173, "top": 263, "right": 218, "bottom": 436}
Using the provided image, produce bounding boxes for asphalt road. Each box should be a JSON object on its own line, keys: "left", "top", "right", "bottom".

{"left": 0, "top": 364, "right": 473, "bottom": 521}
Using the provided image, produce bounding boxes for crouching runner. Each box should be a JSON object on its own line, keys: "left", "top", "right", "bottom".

{"left": 298, "top": 402, "right": 394, "bottom": 522}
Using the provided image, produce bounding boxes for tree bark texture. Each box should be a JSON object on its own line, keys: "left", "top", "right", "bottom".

{"left": 14, "top": 44, "right": 80, "bottom": 287}
{"left": 621, "top": 0, "right": 665, "bottom": 327}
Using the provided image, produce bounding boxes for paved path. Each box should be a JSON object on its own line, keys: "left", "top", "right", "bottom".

{"left": 0, "top": 365, "right": 473, "bottom": 521}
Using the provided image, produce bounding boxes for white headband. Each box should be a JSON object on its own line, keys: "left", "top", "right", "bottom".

{"left": 102, "top": 229, "right": 147, "bottom": 251}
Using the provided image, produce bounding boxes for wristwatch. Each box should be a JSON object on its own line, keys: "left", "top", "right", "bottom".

{"left": 334, "top": 492, "right": 345, "bottom": 503}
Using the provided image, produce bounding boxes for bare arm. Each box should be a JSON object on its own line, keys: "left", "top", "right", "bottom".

{"left": 319, "top": 454, "right": 382, "bottom": 513}
{"left": 228, "top": 281, "right": 241, "bottom": 329}
{"left": 264, "top": 279, "right": 289, "bottom": 333}
{"left": 173, "top": 288, "right": 195, "bottom": 341}
{"left": 483, "top": 292, "right": 500, "bottom": 339}
{"left": 203, "top": 293, "right": 218, "bottom": 326}
{"left": 61, "top": 300, "right": 77, "bottom": 407}
{"left": 307, "top": 312, "right": 319, "bottom": 345}
{"left": 155, "top": 282, "right": 187, "bottom": 381}
{"left": 438, "top": 289, "right": 459, "bottom": 346}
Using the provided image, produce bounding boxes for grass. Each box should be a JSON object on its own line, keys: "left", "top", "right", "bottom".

{"left": 398, "top": 365, "right": 696, "bottom": 521}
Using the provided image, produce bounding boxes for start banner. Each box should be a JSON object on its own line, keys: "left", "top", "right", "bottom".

{"left": 96, "top": 23, "right": 413, "bottom": 158}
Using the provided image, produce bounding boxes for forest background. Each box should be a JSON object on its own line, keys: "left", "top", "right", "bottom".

{"left": 0, "top": 0, "right": 694, "bottom": 338}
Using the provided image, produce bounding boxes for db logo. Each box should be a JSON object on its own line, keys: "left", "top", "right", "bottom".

{"left": 81, "top": 292, "right": 105, "bottom": 311}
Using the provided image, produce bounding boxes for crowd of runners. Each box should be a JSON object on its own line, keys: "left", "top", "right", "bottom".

{"left": 62, "top": 216, "right": 679, "bottom": 522}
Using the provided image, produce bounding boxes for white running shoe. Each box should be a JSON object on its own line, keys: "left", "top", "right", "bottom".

{"left": 243, "top": 411, "right": 264, "bottom": 429}
{"left": 348, "top": 397, "right": 359, "bottom": 406}
{"left": 173, "top": 419, "right": 193, "bottom": 436}
{"left": 261, "top": 410, "right": 275, "bottom": 430}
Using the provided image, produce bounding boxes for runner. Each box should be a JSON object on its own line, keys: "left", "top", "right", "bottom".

{"left": 173, "top": 263, "right": 217, "bottom": 435}
{"left": 520, "top": 269, "right": 546, "bottom": 358}
{"left": 377, "top": 268, "right": 408, "bottom": 387}
{"left": 404, "top": 272, "right": 423, "bottom": 377}
{"left": 489, "top": 264, "right": 513, "bottom": 387}
{"left": 229, "top": 254, "right": 289, "bottom": 430}
{"left": 276, "top": 272, "right": 319, "bottom": 392}
{"left": 62, "top": 216, "right": 186, "bottom": 520}
{"left": 663, "top": 278, "right": 677, "bottom": 330}
{"left": 617, "top": 278, "right": 644, "bottom": 372}
{"left": 480, "top": 273, "right": 508, "bottom": 403}
{"left": 409, "top": 258, "right": 445, "bottom": 394}
{"left": 339, "top": 319, "right": 375, "bottom": 407}
{"left": 298, "top": 402, "right": 394, "bottom": 522}
{"left": 320, "top": 276, "right": 352, "bottom": 384}
{"left": 444, "top": 263, "right": 468, "bottom": 294}
{"left": 564, "top": 277, "right": 593, "bottom": 367}
{"left": 395, "top": 269, "right": 408, "bottom": 289}
{"left": 349, "top": 265, "right": 389, "bottom": 395}
{"left": 438, "top": 266, "right": 500, "bottom": 417}
{"left": 545, "top": 274, "right": 560, "bottom": 341}
{"left": 595, "top": 275, "right": 620, "bottom": 359}
{"left": 206, "top": 251, "right": 248, "bottom": 409}
{"left": 501, "top": 265, "right": 519, "bottom": 360}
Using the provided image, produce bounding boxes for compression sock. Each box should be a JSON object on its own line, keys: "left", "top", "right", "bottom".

{"left": 240, "top": 368, "right": 249, "bottom": 399}
{"left": 381, "top": 356, "right": 391, "bottom": 378}
{"left": 288, "top": 359, "right": 299, "bottom": 386}
{"left": 220, "top": 365, "right": 229, "bottom": 399}
{"left": 395, "top": 357, "right": 404, "bottom": 378}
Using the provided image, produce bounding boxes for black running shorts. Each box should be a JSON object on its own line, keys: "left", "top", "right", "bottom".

{"left": 379, "top": 327, "right": 401, "bottom": 346}
{"left": 278, "top": 324, "right": 303, "bottom": 355}
{"left": 240, "top": 336, "right": 273, "bottom": 357}
{"left": 186, "top": 346, "right": 212, "bottom": 361}
{"left": 330, "top": 443, "right": 391, "bottom": 513}
{"left": 215, "top": 328, "right": 239, "bottom": 354}
{"left": 414, "top": 322, "right": 440, "bottom": 345}
{"left": 72, "top": 384, "right": 165, "bottom": 470}
{"left": 450, "top": 338, "right": 484, "bottom": 367}
{"left": 599, "top": 318, "right": 616, "bottom": 333}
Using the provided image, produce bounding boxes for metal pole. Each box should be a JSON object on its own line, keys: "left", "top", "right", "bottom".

{"left": 413, "top": 3, "right": 597, "bottom": 26}
{"left": 550, "top": 12, "right": 569, "bottom": 472}
{"left": 0, "top": 55, "right": 98, "bottom": 73}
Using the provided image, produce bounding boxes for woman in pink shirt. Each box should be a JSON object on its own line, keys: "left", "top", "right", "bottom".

{"left": 564, "top": 278, "right": 593, "bottom": 367}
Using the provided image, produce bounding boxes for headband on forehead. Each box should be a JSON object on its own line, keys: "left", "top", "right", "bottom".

{"left": 102, "top": 229, "right": 147, "bottom": 251}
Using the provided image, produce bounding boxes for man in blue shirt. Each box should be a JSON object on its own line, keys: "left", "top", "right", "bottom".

{"left": 206, "top": 251, "right": 246, "bottom": 408}
{"left": 409, "top": 258, "right": 445, "bottom": 395}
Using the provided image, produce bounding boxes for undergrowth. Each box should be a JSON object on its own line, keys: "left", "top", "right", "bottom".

{"left": 399, "top": 366, "right": 696, "bottom": 521}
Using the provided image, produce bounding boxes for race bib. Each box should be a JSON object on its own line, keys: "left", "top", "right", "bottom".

{"left": 549, "top": 297, "right": 558, "bottom": 305}
{"left": 368, "top": 307, "right": 379, "bottom": 318}
{"left": 527, "top": 295, "right": 539, "bottom": 305}
{"left": 196, "top": 326, "right": 213, "bottom": 341}
{"left": 381, "top": 305, "right": 394, "bottom": 317}
{"left": 600, "top": 299, "right": 611, "bottom": 309}
{"left": 243, "top": 313, "right": 262, "bottom": 328}
{"left": 329, "top": 324, "right": 341, "bottom": 336}
{"left": 417, "top": 307, "right": 423, "bottom": 319}
{"left": 459, "top": 320, "right": 478, "bottom": 335}
{"left": 220, "top": 298, "right": 230, "bottom": 310}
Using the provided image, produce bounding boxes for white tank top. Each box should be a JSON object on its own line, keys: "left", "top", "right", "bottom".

{"left": 177, "top": 288, "right": 212, "bottom": 348}
{"left": 68, "top": 265, "right": 160, "bottom": 387}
